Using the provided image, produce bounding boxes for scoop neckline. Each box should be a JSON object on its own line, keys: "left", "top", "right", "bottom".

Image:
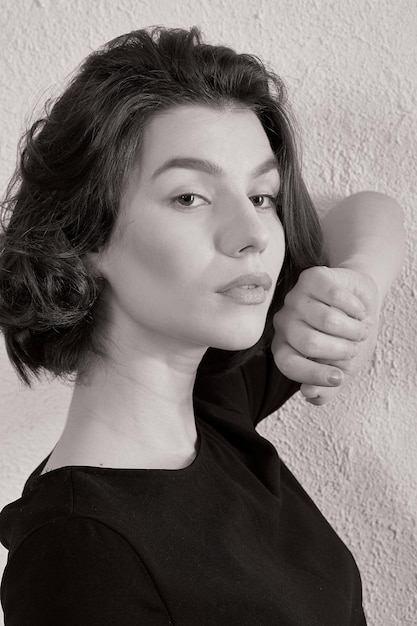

{"left": 35, "top": 415, "right": 204, "bottom": 480}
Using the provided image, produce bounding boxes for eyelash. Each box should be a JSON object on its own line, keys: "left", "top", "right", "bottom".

{"left": 172, "top": 193, "right": 279, "bottom": 211}
{"left": 173, "top": 193, "right": 208, "bottom": 209}
{"left": 249, "top": 194, "right": 278, "bottom": 210}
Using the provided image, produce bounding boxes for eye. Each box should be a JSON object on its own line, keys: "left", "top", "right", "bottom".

{"left": 249, "top": 195, "right": 277, "bottom": 210}
{"left": 173, "top": 193, "right": 209, "bottom": 209}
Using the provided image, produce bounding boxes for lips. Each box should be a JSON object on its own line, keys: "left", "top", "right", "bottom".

{"left": 217, "top": 273, "right": 273, "bottom": 305}
{"left": 217, "top": 273, "right": 273, "bottom": 293}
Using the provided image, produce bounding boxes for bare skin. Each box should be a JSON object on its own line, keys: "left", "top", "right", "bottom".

{"left": 42, "top": 105, "right": 284, "bottom": 473}
{"left": 41, "top": 109, "right": 405, "bottom": 474}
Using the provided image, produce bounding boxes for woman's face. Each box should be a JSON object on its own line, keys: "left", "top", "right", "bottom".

{"left": 97, "top": 105, "right": 285, "bottom": 355}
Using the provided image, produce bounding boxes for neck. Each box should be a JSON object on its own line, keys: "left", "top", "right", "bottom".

{"left": 51, "top": 338, "right": 207, "bottom": 470}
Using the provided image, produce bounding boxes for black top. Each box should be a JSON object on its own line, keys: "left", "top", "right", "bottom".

{"left": 0, "top": 349, "right": 366, "bottom": 625}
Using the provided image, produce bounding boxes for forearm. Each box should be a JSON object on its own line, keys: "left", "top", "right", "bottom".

{"left": 321, "top": 191, "right": 405, "bottom": 304}
{"left": 272, "top": 191, "right": 405, "bottom": 401}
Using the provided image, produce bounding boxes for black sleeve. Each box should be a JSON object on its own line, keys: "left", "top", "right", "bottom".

{"left": 194, "top": 348, "right": 300, "bottom": 427}
{"left": 1, "top": 518, "right": 173, "bottom": 626}
{"left": 240, "top": 348, "right": 300, "bottom": 425}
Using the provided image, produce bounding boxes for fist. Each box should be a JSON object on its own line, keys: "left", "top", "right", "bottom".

{"left": 271, "top": 266, "right": 380, "bottom": 404}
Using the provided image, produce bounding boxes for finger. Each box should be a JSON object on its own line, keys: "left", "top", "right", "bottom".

{"left": 297, "top": 267, "right": 367, "bottom": 319}
{"left": 310, "top": 287, "right": 366, "bottom": 320}
{"left": 271, "top": 342, "right": 345, "bottom": 387}
{"left": 286, "top": 322, "right": 360, "bottom": 361}
{"left": 300, "top": 299, "right": 369, "bottom": 341}
{"left": 311, "top": 357, "right": 359, "bottom": 377}
{"left": 300, "top": 384, "right": 340, "bottom": 405}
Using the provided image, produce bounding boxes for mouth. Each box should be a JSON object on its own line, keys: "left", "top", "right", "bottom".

{"left": 217, "top": 273, "right": 273, "bottom": 305}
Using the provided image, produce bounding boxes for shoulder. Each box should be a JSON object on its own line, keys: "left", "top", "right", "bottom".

{"left": 1, "top": 466, "right": 135, "bottom": 557}
{"left": 11, "top": 515, "right": 143, "bottom": 568}
{"left": 2, "top": 516, "right": 173, "bottom": 625}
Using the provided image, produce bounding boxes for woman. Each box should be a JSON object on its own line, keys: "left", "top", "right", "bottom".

{"left": 0, "top": 27, "right": 404, "bottom": 624}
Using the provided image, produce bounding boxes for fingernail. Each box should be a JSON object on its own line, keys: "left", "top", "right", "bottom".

{"left": 357, "top": 310, "right": 367, "bottom": 321}
{"left": 328, "top": 370, "right": 342, "bottom": 386}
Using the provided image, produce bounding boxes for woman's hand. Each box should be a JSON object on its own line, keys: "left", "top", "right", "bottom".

{"left": 271, "top": 266, "right": 380, "bottom": 404}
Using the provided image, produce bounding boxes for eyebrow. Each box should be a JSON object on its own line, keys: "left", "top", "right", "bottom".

{"left": 150, "top": 156, "right": 279, "bottom": 180}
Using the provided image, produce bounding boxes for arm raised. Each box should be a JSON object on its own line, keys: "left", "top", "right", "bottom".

{"left": 321, "top": 191, "right": 405, "bottom": 305}
{"left": 272, "top": 191, "right": 405, "bottom": 404}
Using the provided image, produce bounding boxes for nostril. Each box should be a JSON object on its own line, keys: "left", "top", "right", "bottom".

{"left": 237, "top": 236, "right": 268, "bottom": 255}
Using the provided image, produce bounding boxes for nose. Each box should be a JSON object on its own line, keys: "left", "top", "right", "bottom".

{"left": 215, "top": 196, "right": 270, "bottom": 257}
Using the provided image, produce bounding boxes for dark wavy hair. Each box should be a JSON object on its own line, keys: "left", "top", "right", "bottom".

{"left": 0, "top": 26, "right": 323, "bottom": 385}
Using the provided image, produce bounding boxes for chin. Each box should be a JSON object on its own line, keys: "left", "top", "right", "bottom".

{"left": 208, "top": 327, "right": 265, "bottom": 352}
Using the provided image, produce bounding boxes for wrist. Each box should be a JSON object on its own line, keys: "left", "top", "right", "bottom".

{"left": 333, "top": 257, "right": 385, "bottom": 311}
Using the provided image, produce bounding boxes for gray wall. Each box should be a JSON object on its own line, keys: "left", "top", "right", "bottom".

{"left": 1, "top": 1, "right": 416, "bottom": 624}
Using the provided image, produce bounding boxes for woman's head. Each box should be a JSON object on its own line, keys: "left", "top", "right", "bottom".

{"left": 0, "top": 26, "right": 322, "bottom": 384}
{"left": 95, "top": 104, "right": 286, "bottom": 363}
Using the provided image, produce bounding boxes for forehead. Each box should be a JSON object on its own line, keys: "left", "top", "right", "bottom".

{"left": 138, "top": 105, "right": 277, "bottom": 179}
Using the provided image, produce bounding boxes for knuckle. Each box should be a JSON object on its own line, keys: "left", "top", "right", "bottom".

{"left": 272, "top": 320, "right": 287, "bottom": 341}
{"left": 271, "top": 337, "right": 290, "bottom": 361}
{"left": 298, "top": 267, "right": 311, "bottom": 280}
{"left": 321, "top": 309, "right": 337, "bottom": 334}
{"left": 271, "top": 333, "right": 280, "bottom": 353}
{"left": 287, "top": 350, "right": 303, "bottom": 371}
{"left": 297, "top": 268, "right": 312, "bottom": 287}
{"left": 303, "top": 265, "right": 328, "bottom": 282}
{"left": 301, "top": 266, "right": 320, "bottom": 279}
{"left": 274, "top": 356, "right": 291, "bottom": 377}
{"left": 279, "top": 351, "right": 301, "bottom": 378}
{"left": 272, "top": 310, "right": 282, "bottom": 329}
{"left": 283, "top": 289, "right": 297, "bottom": 307}
{"left": 328, "top": 286, "right": 344, "bottom": 303}
{"left": 299, "top": 267, "right": 317, "bottom": 288}
{"left": 301, "top": 334, "right": 321, "bottom": 358}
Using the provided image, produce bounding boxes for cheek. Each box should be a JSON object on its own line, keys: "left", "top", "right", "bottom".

{"left": 124, "top": 218, "right": 205, "bottom": 289}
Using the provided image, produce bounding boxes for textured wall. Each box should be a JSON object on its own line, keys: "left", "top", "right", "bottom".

{"left": 0, "top": 1, "right": 416, "bottom": 624}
